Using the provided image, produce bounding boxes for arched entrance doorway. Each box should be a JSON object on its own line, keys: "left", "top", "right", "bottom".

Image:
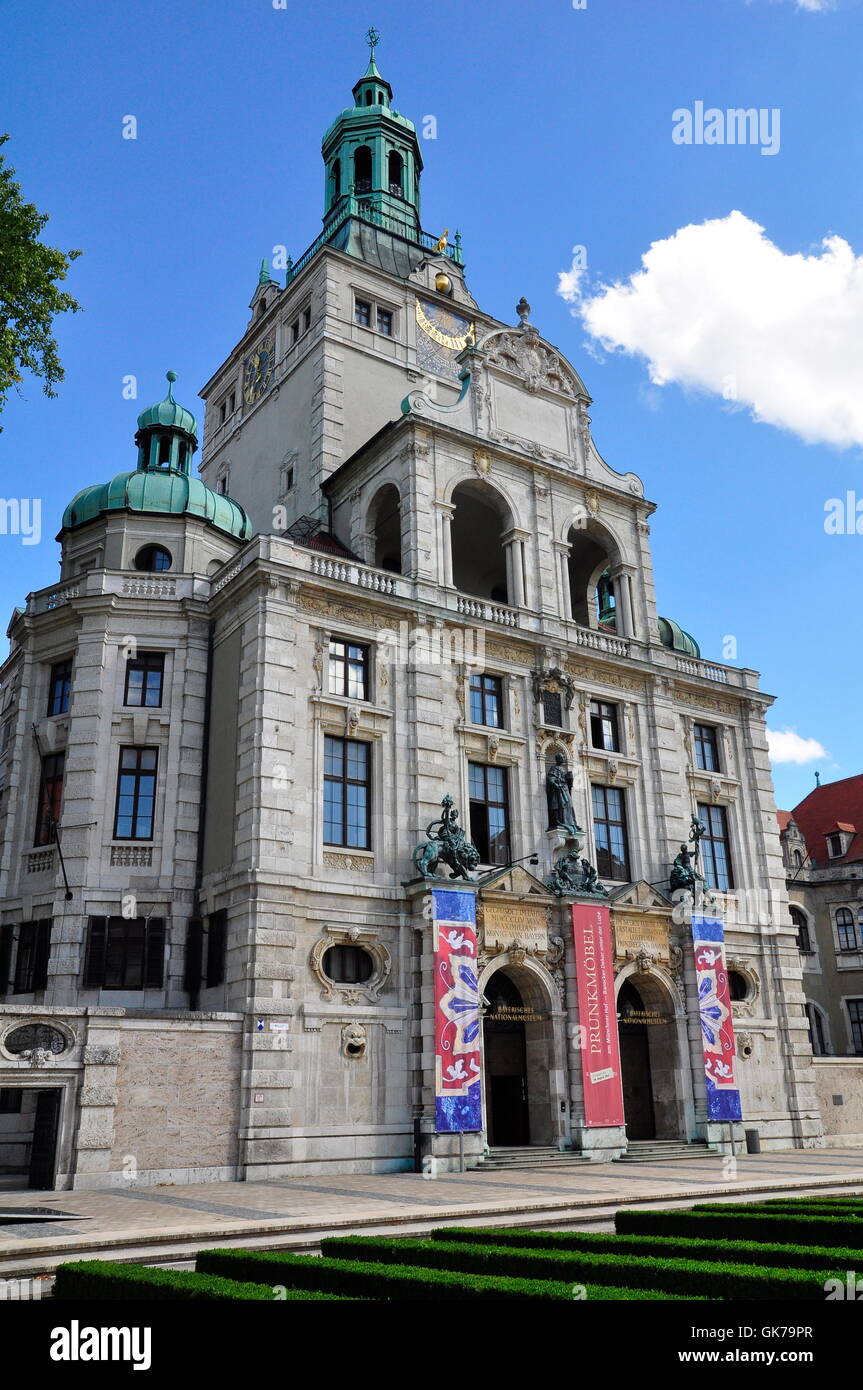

{"left": 481, "top": 964, "right": 558, "bottom": 1148}
{"left": 617, "top": 973, "right": 686, "bottom": 1141}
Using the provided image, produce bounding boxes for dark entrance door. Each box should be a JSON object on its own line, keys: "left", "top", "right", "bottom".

{"left": 484, "top": 973, "right": 530, "bottom": 1146}
{"left": 618, "top": 981, "right": 656, "bottom": 1141}
{"left": 28, "top": 1089, "right": 61, "bottom": 1190}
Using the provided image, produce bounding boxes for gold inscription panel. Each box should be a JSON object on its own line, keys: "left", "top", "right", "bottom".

{"left": 612, "top": 912, "right": 670, "bottom": 962}
{"left": 483, "top": 902, "right": 548, "bottom": 952}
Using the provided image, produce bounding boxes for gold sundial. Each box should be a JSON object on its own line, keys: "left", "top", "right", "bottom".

{"left": 415, "top": 298, "right": 475, "bottom": 352}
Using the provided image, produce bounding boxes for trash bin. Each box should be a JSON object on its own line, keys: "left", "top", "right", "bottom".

{"left": 745, "top": 1128, "right": 761, "bottom": 1154}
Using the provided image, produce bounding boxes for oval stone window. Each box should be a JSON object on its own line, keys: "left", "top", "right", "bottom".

{"left": 4, "top": 1023, "right": 68, "bottom": 1056}
{"left": 322, "top": 944, "right": 373, "bottom": 985}
{"left": 727, "top": 970, "right": 749, "bottom": 1002}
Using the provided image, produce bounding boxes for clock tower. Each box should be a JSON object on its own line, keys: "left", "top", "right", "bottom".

{"left": 197, "top": 33, "right": 480, "bottom": 540}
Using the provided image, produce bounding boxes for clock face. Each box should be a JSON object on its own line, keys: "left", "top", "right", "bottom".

{"left": 243, "top": 336, "right": 275, "bottom": 405}
{"left": 415, "top": 299, "right": 475, "bottom": 380}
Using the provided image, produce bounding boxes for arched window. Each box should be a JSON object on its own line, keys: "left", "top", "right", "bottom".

{"left": 805, "top": 1002, "right": 828, "bottom": 1056}
{"left": 157, "top": 433, "right": 172, "bottom": 466}
{"left": 354, "top": 145, "right": 372, "bottom": 193}
{"left": 134, "top": 545, "right": 172, "bottom": 573}
{"left": 790, "top": 906, "right": 812, "bottom": 955}
{"left": 367, "top": 483, "right": 402, "bottom": 573}
{"left": 836, "top": 907, "right": 857, "bottom": 952}
{"left": 332, "top": 158, "right": 341, "bottom": 200}
{"left": 793, "top": 849, "right": 803, "bottom": 867}
{"left": 365, "top": 90, "right": 373, "bottom": 106}
{"left": 450, "top": 481, "right": 512, "bottom": 604}
{"left": 388, "top": 150, "right": 403, "bottom": 196}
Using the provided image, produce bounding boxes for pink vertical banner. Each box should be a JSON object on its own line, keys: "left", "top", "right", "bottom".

{"left": 572, "top": 902, "right": 625, "bottom": 1127}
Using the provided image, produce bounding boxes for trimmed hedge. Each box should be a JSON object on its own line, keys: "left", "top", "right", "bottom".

{"left": 319, "top": 1234, "right": 830, "bottom": 1301}
{"left": 197, "top": 1247, "right": 672, "bottom": 1300}
{"left": 697, "top": 1200, "right": 863, "bottom": 1217}
{"left": 53, "top": 1260, "right": 344, "bottom": 1301}
{"left": 428, "top": 1223, "right": 863, "bottom": 1273}
{"left": 616, "top": 1207, "right": 863, "bottom": 1249}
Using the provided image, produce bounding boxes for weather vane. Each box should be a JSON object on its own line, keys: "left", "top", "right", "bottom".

{"left": 366, "top": 26, "right": 381, "bottom": 59}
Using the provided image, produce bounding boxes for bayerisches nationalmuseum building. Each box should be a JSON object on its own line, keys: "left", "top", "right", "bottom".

{"left": 0, "top": 41, "right": 828, "bottom": 1191}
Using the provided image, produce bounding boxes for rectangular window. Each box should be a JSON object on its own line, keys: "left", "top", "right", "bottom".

{"left": 376, "top": 308, "right": 393, "bottom": 336}
{"left": 34, "top": 752, "right": 65, "bottom": 847}
{"left": 694, "top": 723, "right": 720, "bottom": 772}
{"left": 468, "top": 762, "right": 510, "bottom": 866}
{"left": 47, "top": 659, "right": 72, "bottom": 716}
{"left": 469, "top": 673, "right": 503, "bottom": 728}
{"left": 219, "top": 400, "right": 227, "bottom": 424}
{"left": 113, "top": 747, "right": 158, "bottom": 840}
{"left": 328, "top": 639, "right": 369, "bottom": 700}
{"left": 0, "top": 1090, "right": 22, "bottom": 1114}
{"left": 849, "top": 1000, "right": 863, "bottom": 1056}
{"left": 124, "top": 652, "right": 165, "bottom": 708}
{"left": 228, "top": 392, "right": 235, "bottom": 415}
{"left": 591, "top": 784, "right": 630, "bottom": 881}
{"left": 836, "top": 909, "right": 857, "bottom": 953}
{"left": 12, "top": 920, "right": 51, "bottom": 994}
{"left": 303, "top": 307, "right": 311, "bottom": 333}
{"left": 542, "top": 690, "right": 563, "bottom": 728}
{"left": 354, "top": 299, "right": 372, "bottom": 328}
{"left": 206, "top": 909, "right": 227, "bottom": 988}
{"left": 291, "top": 318, "right": 300, "bottom": 344}
{"left": 697, "top": 802, "right": 734, "bottom": 891}
{"left": 324, "top": 736, "right": 371, "bottom": 849}
{"left": 84, "top": 916, "right": 165, "bottom": 990}
{"left": 590, "top": 699, "right": 620, "bottom": 752}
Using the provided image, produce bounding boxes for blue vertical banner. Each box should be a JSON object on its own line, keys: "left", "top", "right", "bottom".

{"left": 691, "top": 914, "right": 742, "bottom": 1122}
{"left": 432, "top": 888, "right": 482, "bottom": 1132}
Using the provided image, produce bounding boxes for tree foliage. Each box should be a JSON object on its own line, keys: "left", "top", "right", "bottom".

{"left": 0, "top": 133, "right": 82, "bottom": 417}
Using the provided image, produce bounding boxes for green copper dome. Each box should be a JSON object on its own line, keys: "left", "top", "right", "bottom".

{"left": 135, "top": 370, "right": 197, "bottom": 436}
{"left": 62, "top": 471, "right": 252, "bottom": 539}
{"left": 658, "top": 616, "right": 701, "bottom": 659}
{"left": 60, "top": 372, "right": 253, "bottom": 542}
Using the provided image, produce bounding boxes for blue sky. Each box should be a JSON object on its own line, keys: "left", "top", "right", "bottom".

{"left": 2, "top": 0, "right": 861, "bottom": 811}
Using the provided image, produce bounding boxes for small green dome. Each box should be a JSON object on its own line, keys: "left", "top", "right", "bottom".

{"left": 658, "top": 616, "right": 701, "bottom": 658}
{"left": 136, "top": 371, "right": 197, "bottom": 437}
{"left": 60, "top": 371, "right": 253, "bottom": 543}
{"left": 62, "top": 471, "right": 252, "bottom": 540}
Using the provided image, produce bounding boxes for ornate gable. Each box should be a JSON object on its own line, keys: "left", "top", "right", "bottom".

{"left": 478, "top": 863, "right": 550, "bottom": 897}
{"left": 479, "top": 324, "right": 588, "bottom": 400}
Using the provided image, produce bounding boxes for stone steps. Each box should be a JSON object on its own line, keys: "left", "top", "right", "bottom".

{"left": 473, "top": 1146, "right": 592, "bottom": 1171}
{"left": 616, "top": 1140, "right": 718, "bottom": 1163}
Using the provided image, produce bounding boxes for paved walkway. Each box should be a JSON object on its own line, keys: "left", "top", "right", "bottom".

{"left": 1, "top": 1147, "right": 862, "bottom": 1277}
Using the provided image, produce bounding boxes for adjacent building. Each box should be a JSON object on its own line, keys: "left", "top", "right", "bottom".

{"left": 0, "top": 45, "right": 824, "bottom": 1191}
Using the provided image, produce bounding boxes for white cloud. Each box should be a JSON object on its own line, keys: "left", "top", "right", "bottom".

{"left": 557, "top": 212, "right": 863, "bottom": 448}
{"left": 766, "top": 729, "right": 828, "bottom": 764}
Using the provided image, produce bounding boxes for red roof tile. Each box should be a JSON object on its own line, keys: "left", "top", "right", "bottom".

{"left": 777, "top": 810, "right": 793, "bottom": 832}
{"left": 788, "top": 775, "right": 863, "bottom": 867}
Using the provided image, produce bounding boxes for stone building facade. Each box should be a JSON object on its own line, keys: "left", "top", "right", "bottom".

{"left": 0, "top": 47, "right": 822, "bottom": 1190}
{"left": 780, "top": 780, "right": 863, "bottom": 1147}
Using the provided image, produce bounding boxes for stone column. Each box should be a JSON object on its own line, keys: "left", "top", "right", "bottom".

{"left": 555, "top": 542, "right": 573, "bottom": 621}
{"left": 436, "top": 503, "right": 454, "bottom": 588}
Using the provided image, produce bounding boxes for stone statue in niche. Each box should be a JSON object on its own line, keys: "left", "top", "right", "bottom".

{"left": 545, "top": 753, "right": 583, "bottom": 840}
